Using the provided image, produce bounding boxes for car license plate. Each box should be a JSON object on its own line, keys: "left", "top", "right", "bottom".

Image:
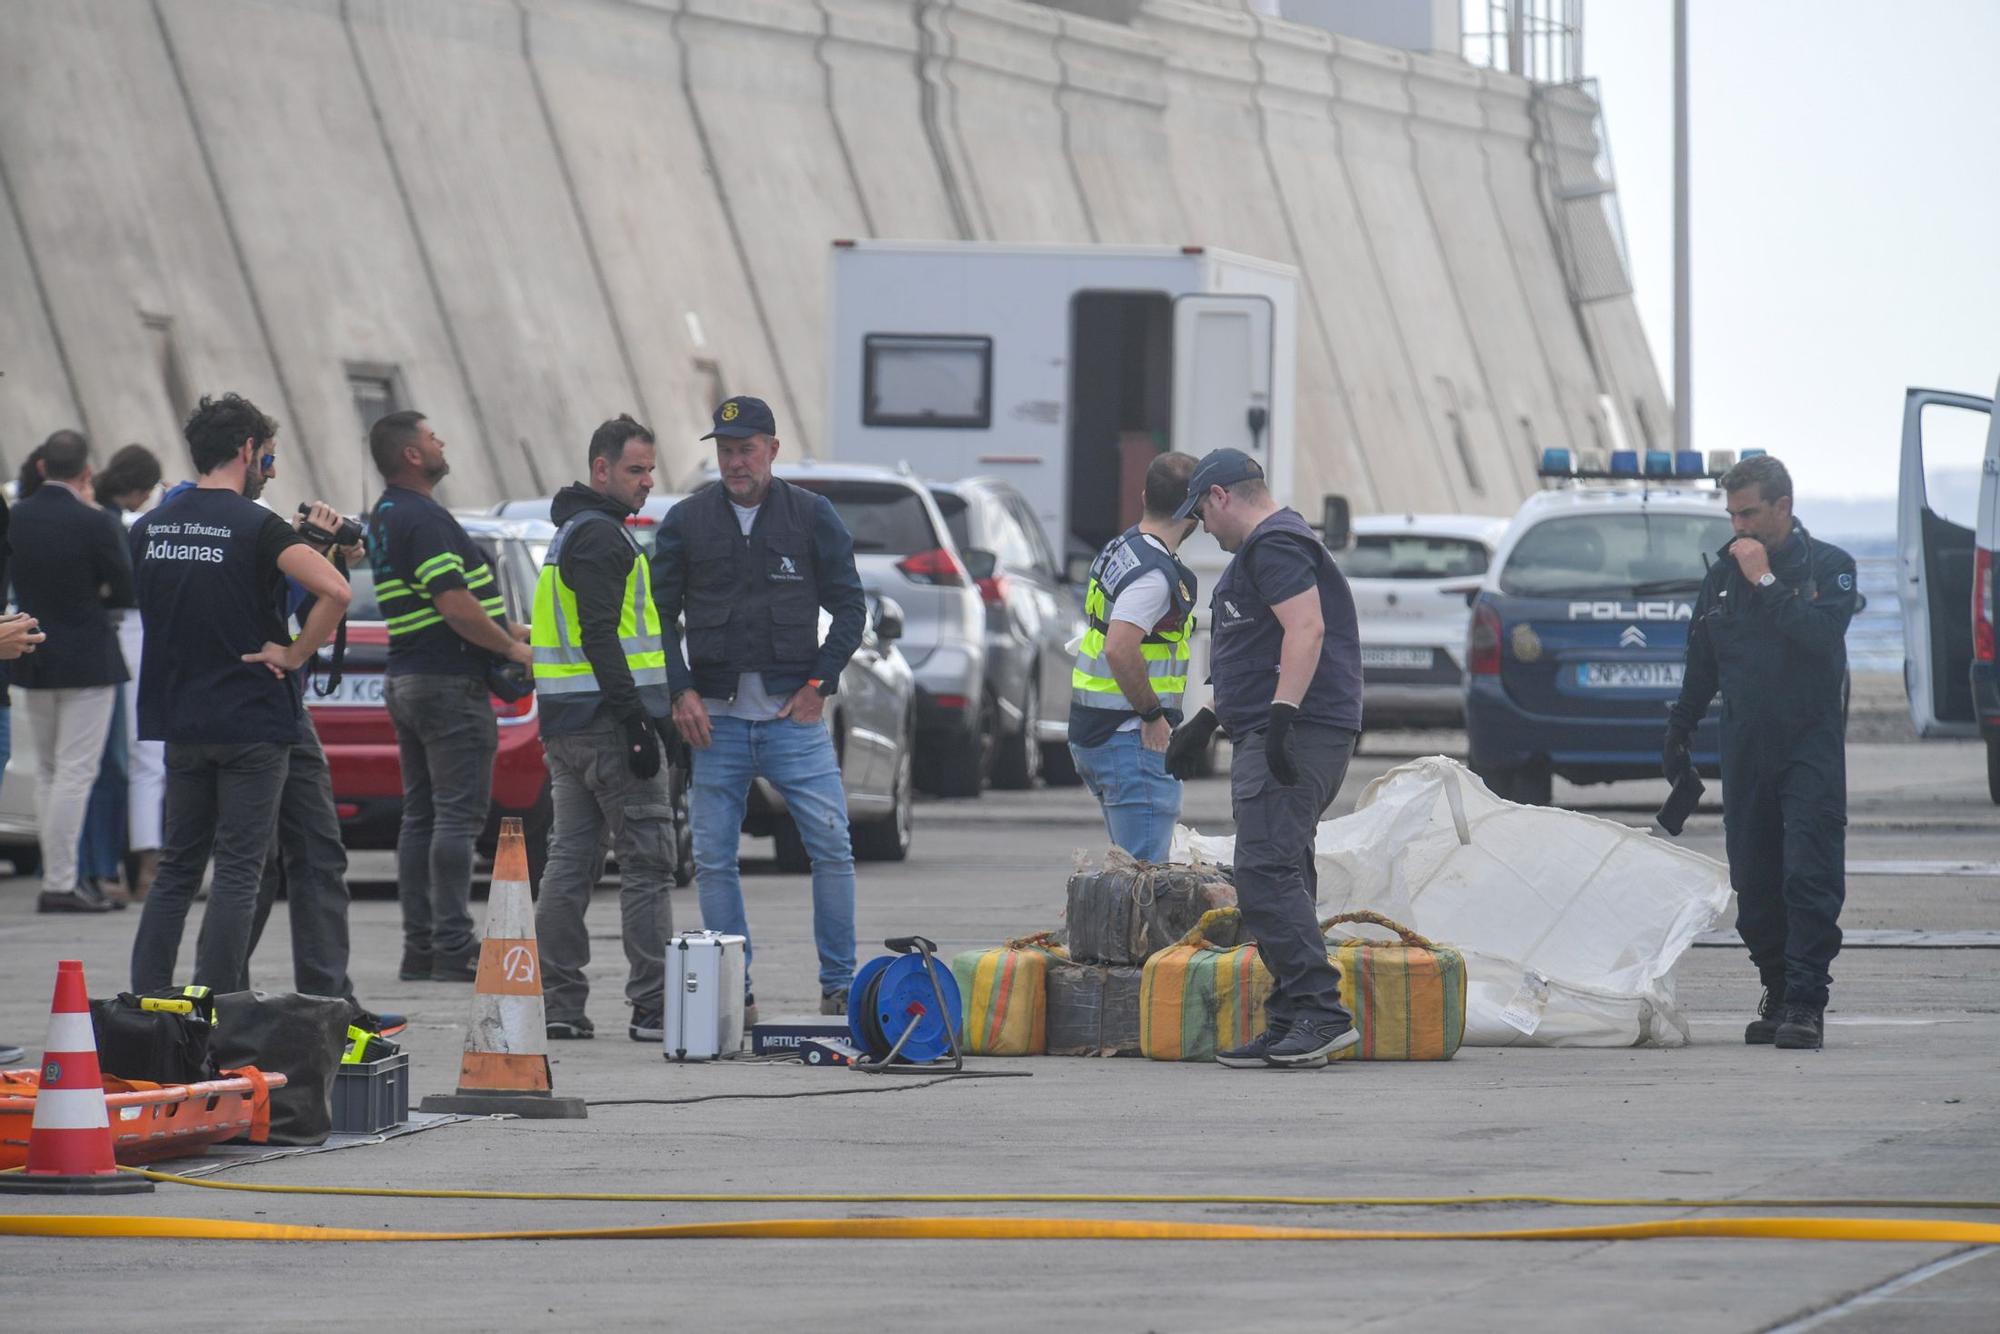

{"left": 1576, "top": 662, "right": 1683, "bottom": 689}
{"left": 309, "top": 672, "right": 388, "bottom": 708}
{"left": 1360, "top": 647, "right": 1434, "bottom": 670}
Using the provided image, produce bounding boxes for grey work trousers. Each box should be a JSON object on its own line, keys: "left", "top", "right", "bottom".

{"left": 237, "top": 718, "right": 354, "bottom": 999}
{"left": 130, "top": 741, "right": 290, "bottom": 992}
{"left": 385, "top": 673, "right": 496, "bottom": 959}
{"left": 534, "top": 716, "right": 674, "bottom": 1023}
{"left": 1229, "top": 721, "right": 1358, "bottom": 1029}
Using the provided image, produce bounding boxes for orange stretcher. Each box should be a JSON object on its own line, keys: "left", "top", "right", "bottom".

{"left": 0, "top": 1067, "right": 284, "bottom": 1170}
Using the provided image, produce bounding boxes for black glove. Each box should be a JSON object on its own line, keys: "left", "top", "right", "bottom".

{"left": 1164, "top": 707, "right": 1219, "bottom": 780}
{"left": 1661, "top": 722, "right": 1693, "bottom": 784}
{"left": 624, "top": 715, "right": 662, "bottom": 780}
{"left": 1264, "top": 701, "right": 1300, "bottom": 787}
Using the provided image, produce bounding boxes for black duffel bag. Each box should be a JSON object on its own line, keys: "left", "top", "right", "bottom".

{"left": 89, "top": 990, "right": 219, "bottom": 1085}
{"left": 210, "top": 991, "right": 353, "bottom": 1145}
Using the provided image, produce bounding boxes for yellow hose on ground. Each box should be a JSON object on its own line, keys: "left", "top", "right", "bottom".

{"left": 113, "top": 1169, "right": 2000, "bottom": 1213}
{"left": 4, "top": 1214, "right": 2000, "bottom": 1244}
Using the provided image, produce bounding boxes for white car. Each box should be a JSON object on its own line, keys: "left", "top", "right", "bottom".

{"left": 1344, "top": 514, "right": 1508, "bottom": 729}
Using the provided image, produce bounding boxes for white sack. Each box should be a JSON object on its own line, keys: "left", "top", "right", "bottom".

{"left": 1172, "top": 756, "right": 1733, "bottom": 1046}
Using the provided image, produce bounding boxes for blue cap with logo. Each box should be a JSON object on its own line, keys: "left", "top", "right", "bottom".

{"left": 1173, "top": 447, "right": 1265, "bottom": 520}
{"left": 702, "top": 395, "right": 777, "bottom": 441}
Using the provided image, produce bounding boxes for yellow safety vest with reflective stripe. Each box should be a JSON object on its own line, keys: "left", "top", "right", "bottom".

{"left": 530, "top": 511, "right": 671, "bottom": 728}
{"left": 1071, "top": 528, "right": 1196, "bottom": 715}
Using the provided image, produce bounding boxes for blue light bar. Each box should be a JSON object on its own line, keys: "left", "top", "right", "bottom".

{"left": 1609, "top": 450, "right": 1639, "bottom": 476}
{"left": 1538, "top": 447, "right": 1573, "bottom": 476}
{"left": 1674, "top": 450, "right": 1704, "bottom": 476}
{"left": 1643, "top": 450, "right": 1672, "bottom": 477}
{"left": 1740, "top": 448, "right": 1767, "bottom": 460}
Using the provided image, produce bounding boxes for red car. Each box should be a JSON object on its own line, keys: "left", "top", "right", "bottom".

{"left": 310, "top": 516, "right": 573, "bottom": 886}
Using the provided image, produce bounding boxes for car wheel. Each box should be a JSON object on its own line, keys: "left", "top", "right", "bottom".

{"left": 3, "top": 842, "right": 42, "bottom": 879}
{"left": 990, "top": 675, "right": 1041, "bottom": 790}
{"left": 853, "top": 722, "right": 915, "bottom": 862}
{"left": 669, "top": 755, "right": 695, "bottom": 887}
{"left": 1987, "top": 735, "right": 2000, "bottom": 806}
{"left": 521, "top": 779, "right": 554, "bottom": 898}
{"left": 1040, "top": 738, "right": 1082, "bottom": 787}
{"left": 917, "top": 720, "right": 985, "bottom": 799}
{"left": 773, "top": 816, "right": 811, "bottom": 874}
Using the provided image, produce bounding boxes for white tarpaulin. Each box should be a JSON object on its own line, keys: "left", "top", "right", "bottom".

{"left": 1171, "top": 756, "right": 1734, "bottom": 1047}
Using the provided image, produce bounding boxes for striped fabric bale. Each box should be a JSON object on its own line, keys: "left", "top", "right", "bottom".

{"left": 950, "top": 934, "right": 1063, "bottom": 1056}
{"left": 1141, "top": 909, "right": 1269, "bottom": 1062}
{"left": 1140, "top": 909, "right": 1468, "bottom": 1061}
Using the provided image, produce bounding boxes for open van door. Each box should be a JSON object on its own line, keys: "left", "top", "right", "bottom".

{"left": 1171, "top": 295, "right": 1273, "bottom": 466}
{"left": 1898, "top": 386, "right": 1991, "bottom": 737}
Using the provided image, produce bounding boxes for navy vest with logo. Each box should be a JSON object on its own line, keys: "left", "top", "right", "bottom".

{"left": 130, "top": 489, "right": 301, "bottom": 745}
{"left": 675, "top": 478, "right": 821, "bottom": 697}
{"left": 1209, "top": 507, "right": 1364, "bottom": 737}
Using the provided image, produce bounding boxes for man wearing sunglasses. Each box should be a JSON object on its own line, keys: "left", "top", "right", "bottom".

{"left": 129, "top": 393, "right": 352, "bottom": 992}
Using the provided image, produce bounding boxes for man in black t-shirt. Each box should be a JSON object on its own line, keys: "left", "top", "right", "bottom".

{"left": 365, "top": 411, "right": 532, "bottom": 982}
{"left": 129, "top": 394, "right": 352, "bottom": 993}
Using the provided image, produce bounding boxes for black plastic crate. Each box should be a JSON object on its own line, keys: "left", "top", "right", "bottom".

{"left": 332, "top": 1052, "right": 409, "bottom": 1134}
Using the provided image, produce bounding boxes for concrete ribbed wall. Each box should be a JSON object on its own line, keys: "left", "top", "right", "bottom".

{"left": 0, "top": 0, "right": 1666, "bottom": 521}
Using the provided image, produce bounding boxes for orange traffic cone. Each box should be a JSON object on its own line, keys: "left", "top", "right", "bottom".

{"left": 0, "top": 960, "right": 154, "bottom": 1195}
{"left": 420, "top": 819, "right": 585, "bottom": 1118}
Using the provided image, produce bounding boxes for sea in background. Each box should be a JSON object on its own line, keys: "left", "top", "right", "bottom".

{"left": 1834, "top": 532, "right": 1901, "bottom": 675}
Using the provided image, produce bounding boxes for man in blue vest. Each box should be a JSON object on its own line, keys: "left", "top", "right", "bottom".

{"left": 531, "top": 414, "right": 676, "bottom": 1044}
{"left": 1067, "top": 451, "right": 1199, "bottom": 862}
{"left": 653, "top": 396, "right": 867, "bottom": 1025}
{"left": 128, "top": 393, "right": 352, "bottom": 991}
{"left": 1165, "top": 448, "right": 1365, "bottom": 1069}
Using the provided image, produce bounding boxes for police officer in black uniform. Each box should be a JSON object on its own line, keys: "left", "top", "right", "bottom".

{"left": 1165, "top": 448, "right": 1366, "bottom": 1069}
{"left": 128, "top": 393, "right": 352, "bottom": 992}
{"left": 1666, "top": 454, "right": 1857, "bottom": 1051}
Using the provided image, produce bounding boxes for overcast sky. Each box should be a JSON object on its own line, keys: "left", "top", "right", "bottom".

{"left": 1583, "top": 0, "right": 2000, "bottom": 504}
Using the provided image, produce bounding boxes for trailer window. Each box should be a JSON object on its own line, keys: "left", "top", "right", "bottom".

{"left": 863, "top": 334, "right": 992, "bottom": 429}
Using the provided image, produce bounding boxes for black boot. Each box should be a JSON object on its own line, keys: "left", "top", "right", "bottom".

{"left": 1774, "top": 1002, "right": 1824, "bottom": 1050}
{"left": 398, "top": 948, "right": 434, "bottom": 981}
{"left": 1744, "top": 986, "right": 1787, "bottom": 1045}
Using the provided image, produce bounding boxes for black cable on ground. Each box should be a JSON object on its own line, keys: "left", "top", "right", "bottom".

{"left": 584, "top": 1069, "right": 1030, "bottom": 1107}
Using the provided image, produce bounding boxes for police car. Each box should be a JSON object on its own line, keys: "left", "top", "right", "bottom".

{"left": 1464, "top": 448, "right": 1738, "bottom": 805}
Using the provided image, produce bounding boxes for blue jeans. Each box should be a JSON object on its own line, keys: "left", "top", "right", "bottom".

{"left": 78, "top": 687, "right": 129, "bottom": 883}
{"left": 1069, "top": 729, "right": 1182, "bottom": 864}
{"left": 690, "top": 715, "right": 855, "bottom": 996}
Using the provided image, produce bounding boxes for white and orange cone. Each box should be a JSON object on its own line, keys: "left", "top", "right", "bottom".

{"left": 0, "top": 959, "right": 154, "bottom": 1195}
{"left": 420, "top": 820, "right": 585, "bottom": 1118}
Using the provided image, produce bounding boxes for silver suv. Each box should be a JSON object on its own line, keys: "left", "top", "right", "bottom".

{"left": 771, "top": 464, "right": 989, "bottom": 798}
{"left": 929, "top": 477, "right": 1086, "bottom": 789}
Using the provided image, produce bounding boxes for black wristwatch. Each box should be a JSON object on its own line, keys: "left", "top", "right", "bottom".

{"left": 1139, "top": 704, "right": 1166, "bottom": 723}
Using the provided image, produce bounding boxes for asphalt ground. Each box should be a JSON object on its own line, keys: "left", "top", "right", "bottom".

{"left": 2, "top": 713, "right": 1996, "bottom": 1331}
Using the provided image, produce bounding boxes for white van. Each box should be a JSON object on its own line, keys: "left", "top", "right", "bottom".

{"left": 1896, "top": 381, "right": 1999, "bottom": 801}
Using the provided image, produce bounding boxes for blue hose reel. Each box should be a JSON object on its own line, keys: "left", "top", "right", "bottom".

{"left": 848, "top": 936, "right": 964, "bottom": 1071}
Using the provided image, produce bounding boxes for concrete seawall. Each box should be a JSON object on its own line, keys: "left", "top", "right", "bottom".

{"left": 0, "top": 0, "right": 1665, "bottom": 518}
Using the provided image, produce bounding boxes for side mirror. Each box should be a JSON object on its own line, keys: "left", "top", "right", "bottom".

{"left": 1064, "top": 551, "right": 1094, "bottom": 586}
{"left": 961, "top": 546, "right": 998, "bottom": 582}
{"left": 874, "top": 595, "right": 905, "bottom": 644}
{"left": 1320, "top": 494, "right": 1351, "bottom": 551}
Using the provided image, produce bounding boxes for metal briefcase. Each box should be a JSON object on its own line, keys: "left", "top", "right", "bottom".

{"left": 664, "top": 931, "right": 747, "bottom": 1062}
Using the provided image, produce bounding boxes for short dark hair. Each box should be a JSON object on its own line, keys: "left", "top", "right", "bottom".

{"left": 16, "top": 444, "right": 48, "bottom": 499}
{"left": 1142, "top": 451, "right": 1198, "bottom": 519}
{"left": 369, "top": 410, "right": 427, "bottom": 479}
{"left": 95, "top": 443, "right": 163, "bottom": 502}
{"left": 1720, "top": 454, "right": 1791, "bottom": 504}
{"left": 38, "top": 430, "right": 89, "bottom": 482}
{"left": 588, "top": 414, "right": 655, "bottom": 468}
{"left": 184, "top": 394, "right": 277, "bottom": 476}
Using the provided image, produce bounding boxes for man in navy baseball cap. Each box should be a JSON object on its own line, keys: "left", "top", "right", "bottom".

{"left": 700, "top": 395, "right": 777, "bottom": 441}
{"left": 1172, "top": 447, "right": 1266, "bottom": 524}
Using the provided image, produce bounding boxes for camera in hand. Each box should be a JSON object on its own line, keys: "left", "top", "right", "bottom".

{"left": 297, "top": 503, "right": 364, "bottom": 549}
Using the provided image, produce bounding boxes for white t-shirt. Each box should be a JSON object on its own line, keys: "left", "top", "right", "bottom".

{"left": 703, "top": 500, "right": 787, "bottom": 721}
{"left": 1104, "top": 535, "right": 1175, "bottom": 732}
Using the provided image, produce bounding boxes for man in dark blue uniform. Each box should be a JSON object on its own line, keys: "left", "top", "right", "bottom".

{"left": 654, "top": 396, "right": 867, "bottom": 1025}
{"left": 1666, "top": 454, "right": 1857, "bottom": 1051}
{"left": 128, "top": 393, "right": 352, "bottom": 992}
{"left": 1165, "top": 448, "right": 1365, "bottom": 1069}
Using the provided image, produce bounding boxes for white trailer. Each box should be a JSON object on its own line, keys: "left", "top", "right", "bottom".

{"left": 825, "top": 240, "right": 1301, "bottom": 577}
